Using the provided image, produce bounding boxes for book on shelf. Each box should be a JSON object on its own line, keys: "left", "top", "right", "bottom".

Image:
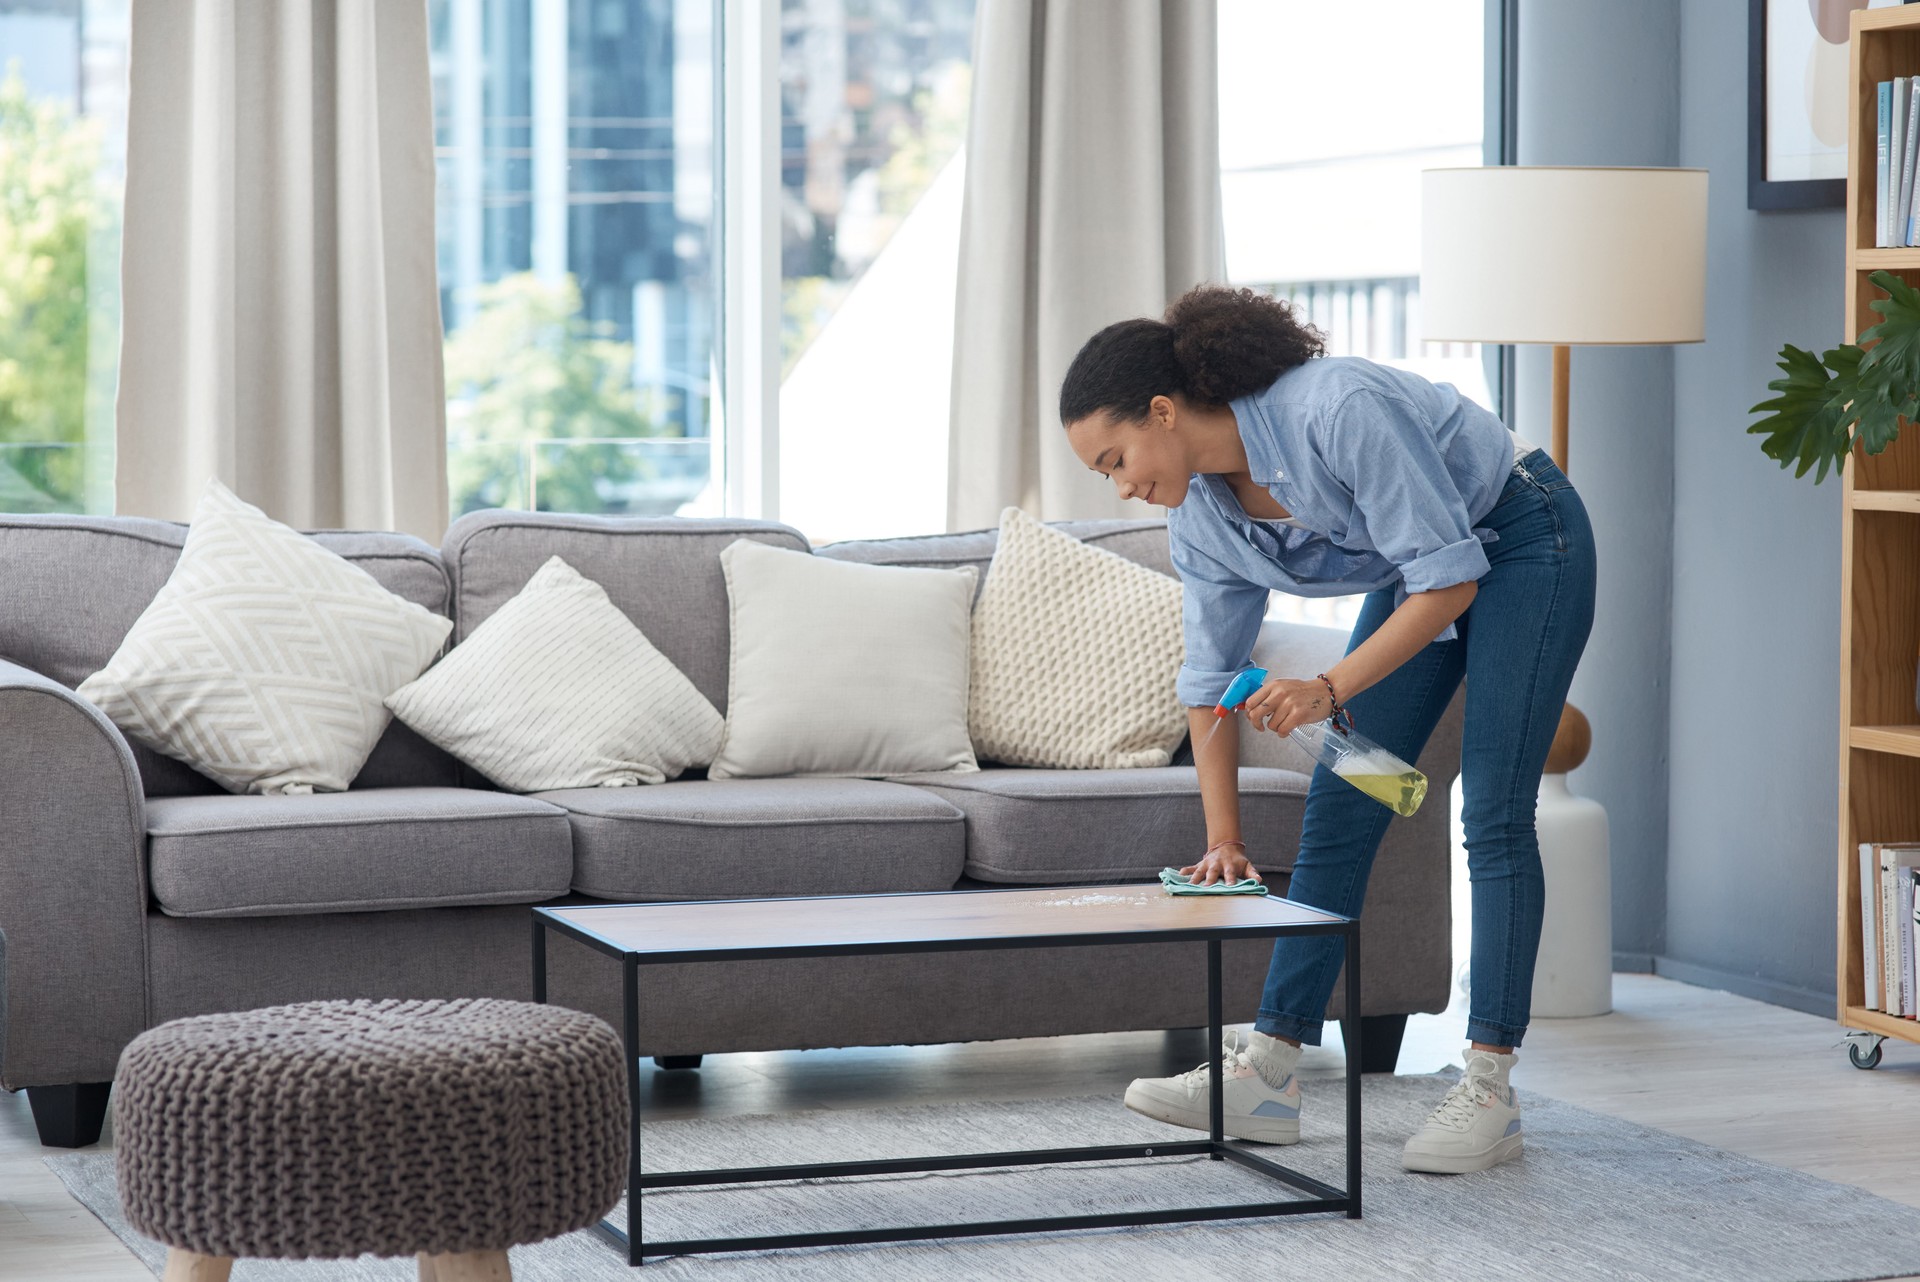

{"left": 1871, "top": 844, "right": 1920, "bottom": 1015}
{"left": 1904, "top": 867, "right": 1918, "bottom": 1018}
{"left": 1873, "top": 77, "right": 1920, "bottom": 247}
{"left": 1862, "top": 843, "right": 1882, "bottom": 1010}
{"left": 1881, "top": 79, "right": 1893, "bottom": 247}
{"left": 1859, "top": 842, "right": 1920, "bottom": 1014}
{"left": 1904, "top": 867, "right": 1920, "bottom": 1028}
{"left": 1902, "top": 76, "right": 1920, "bottom": 244}
{"left": 1895, "top": 79, "right": 1910, "bottom": 246}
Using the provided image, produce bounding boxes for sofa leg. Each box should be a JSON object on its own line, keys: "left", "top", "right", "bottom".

{"left": 1356, "top": 1014, "right": 1408, "bottom": 1075}
{"left": 653, "top": 1054, "right": 703, "bottom": 1071}
{"left": 27, "top": 1081, "right": 112, "bottom": 1148}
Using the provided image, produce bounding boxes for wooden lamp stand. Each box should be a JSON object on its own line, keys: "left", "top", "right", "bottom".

{"left": 1543, "top": 343, "right": 1591, "bottom": 776}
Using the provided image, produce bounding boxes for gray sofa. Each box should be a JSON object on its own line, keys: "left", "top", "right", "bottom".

{"left": 0, "top": 509, "right": 1461, "bottom": 1148}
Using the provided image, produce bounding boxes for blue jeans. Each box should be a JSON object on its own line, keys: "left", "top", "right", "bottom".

{"left": 1251, "top": 449, "right": 1596, "bottom": 1051}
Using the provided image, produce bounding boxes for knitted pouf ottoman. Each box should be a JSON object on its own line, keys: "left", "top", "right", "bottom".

{"left": 115, "top": 998, "right": 629, "bottom": 1282}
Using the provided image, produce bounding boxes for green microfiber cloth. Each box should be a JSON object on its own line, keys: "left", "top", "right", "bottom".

{"left": 1158, "top": 866, "right": 1268, "bottom": 896}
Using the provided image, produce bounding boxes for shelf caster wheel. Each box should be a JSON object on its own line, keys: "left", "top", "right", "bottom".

{"left": 1843, "top": 1033, "right": 1885, "bottom": 1070}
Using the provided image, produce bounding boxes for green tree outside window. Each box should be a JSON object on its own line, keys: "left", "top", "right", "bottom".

{"left": 443, "top": 273, "right": 665, "bottom": 516}
{"left": 0, "top": 66, "right": 110, "bottom": 513}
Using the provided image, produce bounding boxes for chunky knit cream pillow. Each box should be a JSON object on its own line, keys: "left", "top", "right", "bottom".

{"left": 968, "top": 507, "right": 1185, "bottom": 769}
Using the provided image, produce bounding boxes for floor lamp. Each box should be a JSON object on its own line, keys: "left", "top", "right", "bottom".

{"left": 1418, "top": 165, "right": 1708, "bottom": 1017}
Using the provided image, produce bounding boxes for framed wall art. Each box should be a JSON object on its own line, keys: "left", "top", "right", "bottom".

{"left": 1747, "top": 0, "right": 1897, "bottom": 210}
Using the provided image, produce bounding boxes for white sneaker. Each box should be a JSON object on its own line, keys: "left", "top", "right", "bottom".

{"left": 1123, "top": 1031, "right": 1302, "bottom": 1145}
{"left": 1402, "top": 1051, "right": 1523, "bottom": 1174}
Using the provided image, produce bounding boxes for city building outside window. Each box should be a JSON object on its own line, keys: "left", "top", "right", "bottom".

{"left": 0, "top": 0, "right": 1487, "bottom": 562}
{"left": 431, "top": 0, "right": 719, "bottom": 520}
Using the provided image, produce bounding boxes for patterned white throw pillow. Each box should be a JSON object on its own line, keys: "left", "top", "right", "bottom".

{"left": 386, "top": 556, "right": 723, "bottom": 791}
{"left": 77, "top": 480, "right": 452, "bottom": 794}
{"left": 968, "top": 507, "right": 1185, "bottom": 769}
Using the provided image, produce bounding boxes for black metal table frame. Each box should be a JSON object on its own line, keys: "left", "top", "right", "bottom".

{"left": 531, "top": 892, "right": 1362, "bottom": 1266}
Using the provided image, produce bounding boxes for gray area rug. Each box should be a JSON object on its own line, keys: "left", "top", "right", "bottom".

{"left": 45, "top": 1069, "right": 1920, "bottom": 1281}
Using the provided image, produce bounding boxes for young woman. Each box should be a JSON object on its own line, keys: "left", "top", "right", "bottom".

{"left": 1059, "top": 285, "right": 1595, "bottom": 1174}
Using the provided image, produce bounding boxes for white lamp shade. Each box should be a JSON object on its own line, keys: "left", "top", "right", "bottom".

{"left": 1420, "top": 166, "right": 1708, "bottom": 346}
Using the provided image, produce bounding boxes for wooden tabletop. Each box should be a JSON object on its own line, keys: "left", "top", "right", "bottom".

{"left": 538, "top": 884, "right": 1349, "bottom": 962}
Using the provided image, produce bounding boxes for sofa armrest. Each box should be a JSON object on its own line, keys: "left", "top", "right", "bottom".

{"left": 1238, "top": 617, "right": 1465, "bottom": 788}
{"left": 0, "top": 658, "right": 148, "bottom": 1088}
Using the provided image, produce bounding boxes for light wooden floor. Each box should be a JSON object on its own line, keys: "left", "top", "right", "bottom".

{"left": 4, "top": 973, "right": 1918, "bottom": 1281}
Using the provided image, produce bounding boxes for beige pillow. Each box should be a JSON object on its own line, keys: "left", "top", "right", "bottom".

{"left": 968, "top": 507, "right": 1185, "bottom": 769}
{"left": 385, "top": 556, "right": 723, "bottom": 791}
{"left": 709, "top": 539, "right": 978, "bottom": 779}
{"left": 76, "top": 479, "right": 452, "bottom": 794}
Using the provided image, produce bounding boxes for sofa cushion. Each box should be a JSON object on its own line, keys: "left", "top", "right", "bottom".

{"left": 891, "top": 766, "right": 1311, "bottom": 884}
{"left": 441, "top": 512, "right": 809, "bottom": 715}
{"left": 816, "top": 517, "right": 1174, "bottom": 602}
{"left": 538, "top": 777, "right": 966, "bottom": 901}
{"left": 0, "top": 513, "right": 458, "bottom": 797}
{"left": 146, "top": 787, "right": 572, "bottom": 917}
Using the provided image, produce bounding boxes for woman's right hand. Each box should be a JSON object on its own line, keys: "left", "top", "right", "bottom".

{"left": 1179, "top": 840, "right": 1264, "bottom": 887}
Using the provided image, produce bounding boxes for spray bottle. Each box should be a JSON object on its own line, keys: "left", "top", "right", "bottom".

{"left": 1211, "top": 667, "right": 1428, "bottom": 817}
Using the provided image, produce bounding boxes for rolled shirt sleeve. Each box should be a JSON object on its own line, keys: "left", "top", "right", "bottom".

{"left": 1170, "top": 535, "right": 1269, "bottom": 708}
{"left": 1324, "top": 388, "right": 1490, "bottom": 594}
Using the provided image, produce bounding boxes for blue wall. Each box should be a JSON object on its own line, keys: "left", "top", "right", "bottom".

{"left": 1514, "top": 0, "right": 1843, "bottom": 1012}
{"left": 1514, "top": 0, "right": 1681, "bottom": 978}
{"left": 1668, "top": 0, "right": 1843, "bottom": 1012}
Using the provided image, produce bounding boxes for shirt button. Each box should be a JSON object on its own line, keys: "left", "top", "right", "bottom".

{"left": 1273, "top": 468, "right": 1285, "bottom": 480}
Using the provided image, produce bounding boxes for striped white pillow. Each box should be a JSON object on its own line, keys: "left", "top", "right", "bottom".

{"left": 386, "top": 556, "right": 722, "bottom": 791}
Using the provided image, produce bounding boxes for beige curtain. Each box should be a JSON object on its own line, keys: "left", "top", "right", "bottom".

{"left": 116, "top": 0, "right": 448, "bottom": 542}
{"left": 947, "top": 0, "right": 1223, "bottom": 528}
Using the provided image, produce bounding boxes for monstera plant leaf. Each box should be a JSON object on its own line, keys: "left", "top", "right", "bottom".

{"left": 1750, "top": 270, "right": 1919, "bottom": 482}
{"left": 1748, "top": 344, "right": 1860, "bottom": 483}
{"left": 1855, "top": 269, "right": 1920, "bottom": 454}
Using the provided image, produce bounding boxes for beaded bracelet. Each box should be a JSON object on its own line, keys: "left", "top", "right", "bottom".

{"left": 1314, "top": 671, "right": 1355, "bottom": 733}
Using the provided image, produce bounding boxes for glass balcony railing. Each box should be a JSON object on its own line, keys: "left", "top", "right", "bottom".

{"left": 0, "top": 441, "right": 111, "bottom": 514}
{"left": 447, "top": 435, "right": 713, "bottom": 519}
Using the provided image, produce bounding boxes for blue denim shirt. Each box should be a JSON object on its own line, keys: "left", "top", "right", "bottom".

{"left": 1168, "top": 356, "right": 1517, "bottom": 707}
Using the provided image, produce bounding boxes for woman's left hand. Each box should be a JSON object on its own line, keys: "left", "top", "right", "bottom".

{"left": 1241, "top": 676, "right": 1334, "bottom": 738}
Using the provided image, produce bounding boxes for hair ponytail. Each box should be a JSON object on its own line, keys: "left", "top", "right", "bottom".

{"left": 1057, "top": 284, "right": 1325, "bottom": 426}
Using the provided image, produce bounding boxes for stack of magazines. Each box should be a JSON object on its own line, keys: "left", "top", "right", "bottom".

{"left": 1878, "top": 78, "right": 1920, "bottom": 247}
{"left": 1859, "top": 841, "right": 1920, "bottom": 1016}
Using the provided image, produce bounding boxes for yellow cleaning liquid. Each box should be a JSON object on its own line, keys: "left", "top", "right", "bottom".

{"left": 1331, "top": 770, "right": 1429, "bottom": 817}
{"left": 1329, "top": 743, "right": 1429, "bottom": 817}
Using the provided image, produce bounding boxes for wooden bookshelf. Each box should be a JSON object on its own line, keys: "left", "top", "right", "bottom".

{"left": 1839, "top": 7, "right": 1920, "bottom": 1065}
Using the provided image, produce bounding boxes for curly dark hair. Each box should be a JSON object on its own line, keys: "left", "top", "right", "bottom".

{"left": 1057, "top": 285, "right": 1326, "bottom": 425}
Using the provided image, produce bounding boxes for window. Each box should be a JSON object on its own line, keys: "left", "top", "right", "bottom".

{"left": 429, "top": 0, "right": 978, "bottom": 537}
{"left": 1218, "top": 0, "right": 1485, "bottom": 630}
{"left": 774, "top": 0, "right": 976, "bottom": 544}
{"left": 0, "top": 0, "right": 128, "bottom": 516}
{"left": 430, "top": 0, "right": 719, "bottom": 519}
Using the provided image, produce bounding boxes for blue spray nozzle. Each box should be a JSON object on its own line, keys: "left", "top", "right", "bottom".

{"left": 1214, "top": 667, "right": 1269, "bottom": 717}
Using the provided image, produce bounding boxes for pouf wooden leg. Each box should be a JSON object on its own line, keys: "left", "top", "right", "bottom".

{"left": 418, "top": 1249, "right": 512, "bottom": 1281}
{"left": 161, "top": 1250, "right": 232, "bottom": 1281}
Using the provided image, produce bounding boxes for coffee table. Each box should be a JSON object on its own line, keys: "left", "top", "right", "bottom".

{"left": 531, "top": 884, "right": 1361, "bottom": 1265}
